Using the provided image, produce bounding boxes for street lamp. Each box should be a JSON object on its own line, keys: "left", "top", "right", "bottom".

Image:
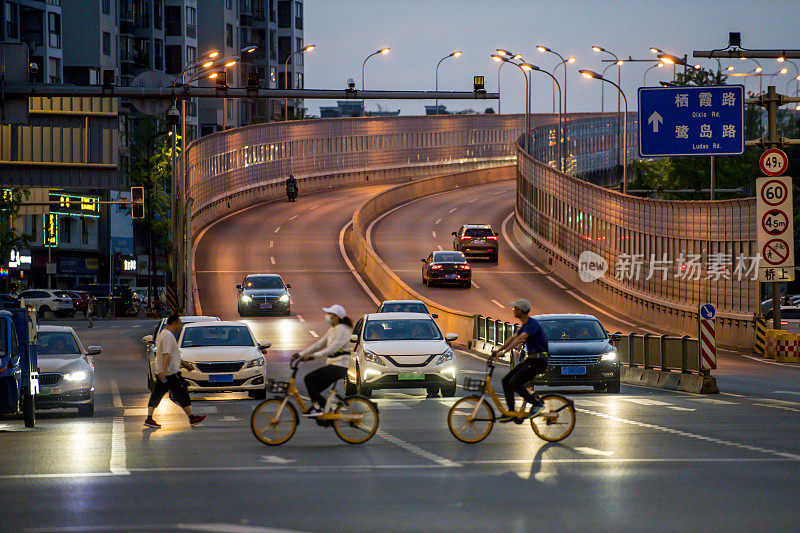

{"left": 537, "top": 45, "right": 573, "bottom": 116}
{"left": 435, "top": 50, "right": 462, "bottom": 114}
{"left": 362, "top": 47, "right": 390, "bottom": 116}
{"left": 284, "top": 43, "right": 315, "bottom": 121}
{"left": 643, "top": 62, "right": 664, "bottom": 86}
{"left": 527, "top": 64, "right": 563, "bottom": 171}
{"left": 579, "top": 69, "right": 628, "bottom": 194}
{"left": 591, "top": 46, "right": 622, "bottom": 115}
{"left": 492, "top": 49, "right": 522, "bottom": 114}
{"left": 491, "top": 54, "right": 530, "bottom": 152}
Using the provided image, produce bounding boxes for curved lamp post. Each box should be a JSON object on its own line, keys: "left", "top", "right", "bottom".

{"left": 579, "top": 69, "right": 628, "bottom": 194}
{"left": 527, "top": 64, "right": 563, "bottom": 171}
{"left": 537, "top": 45, "right": 573, "bottom": 116}
{"left": 362, "top": 48, "right": 390, "bottom": 115}
{"left": 434, "top": 50, "right": 461, "bottom": 114}
{"left": 493, "top": 50, "right": 522, "bottom": 114}
{"left": 643, "top": 62, "right": 663, "bottom": 86}
{"left": 491, "top": 54, "right": 529, "bottom": 152}
{"left": 284, "top": 43, "right": 315, "bottom": 120}
{"left": 592, "top": 46, "right": 622, "bottom": 115}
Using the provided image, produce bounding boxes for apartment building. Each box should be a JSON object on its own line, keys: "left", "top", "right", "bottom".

{"left": 1, "top": 0, "right": 63, "bottom": 83}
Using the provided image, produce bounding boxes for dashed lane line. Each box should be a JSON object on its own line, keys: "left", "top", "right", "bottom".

{"left": 491, "top": 299, "right": 505, "bottom": 309}
{"left": 288, "top": 214, "right": 299, "bottom": 221}
{"left": 110, "top": 417, "right": 129, "bottom": 475}
{"left": 270, "top": 256, "right": 276, "bottom": 265}
{"left": 273, "top": 226, "right": 281, "bottom": 234}
{"left": 110, "top": 379, "right": 123, "bottom": 408}
{"left": 269, "top": 240, "right": 274, "bottom": 248}
{"left": 296, "top": 314, "right": 305, "bottom": 323}
{"left": 448, "top": 208, "right": 458, "bottom": 213}
{"left": 308, "top": 204, "right": 320, "bottom": 210}
{"left": 309, "top": 331, "right": 319, "bottom": 338}
{"left": 375, "top": 429, "right": 460, "bottom": 467}
{"left": 435, "top": 218, "right": 442, "bottom": 225}
{"left": 432, "top": 231, "right": 437, "bottom": 238}
{"left": 436, "top": 245, "right": 443, "bottom": 251}
{"left": 471, "top": 280, "right": 480, "bottom": 289}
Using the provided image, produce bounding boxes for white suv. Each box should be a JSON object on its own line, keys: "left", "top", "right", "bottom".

{"left": 143, "top": 315, "right": 220, "bottom": 390}
{"left": 18, "top": 289, "right": 74, "bottom": 317}
{"left": 345, "top": 312, "right": 458, "bottom": 398}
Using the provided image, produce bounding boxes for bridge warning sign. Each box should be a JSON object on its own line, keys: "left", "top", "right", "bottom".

{"left": 756, "top": 176, "right": 794, "bottom": 282}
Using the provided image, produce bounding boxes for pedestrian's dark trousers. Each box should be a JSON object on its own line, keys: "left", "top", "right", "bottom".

{"left": 304, "top": 365, "right": 348, "bottom": 406}
{"left": 502, "top": 357, "right": 548, "bottom": 411}
{"left": 148, "top": 373, "right": 191, "bottom": 408}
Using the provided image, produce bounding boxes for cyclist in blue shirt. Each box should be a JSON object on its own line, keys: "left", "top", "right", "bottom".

{"left": 491, "top": 298, "right": 549, "bottom": 422}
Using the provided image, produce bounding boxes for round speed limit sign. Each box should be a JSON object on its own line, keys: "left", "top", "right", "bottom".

{"left": 760, "top": 148, "right": 788, "bottom": 176}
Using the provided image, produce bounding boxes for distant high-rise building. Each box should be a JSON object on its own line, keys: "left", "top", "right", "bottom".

{"left": 0, "top": 0, "right": 63, "bottom": 83}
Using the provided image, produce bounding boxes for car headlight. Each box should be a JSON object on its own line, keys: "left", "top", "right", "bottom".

{"left": 279, "top": 294, "right": 290, "bottom": 303}
{"left": 245, "top": 356, "right": 265, "bottom": 368}
{"left": 435, "top": 348, "right": 454, "bottom": 365}
{"left": 363, "top": 350, "right": 386, "bottom": 366}
{"left": 600, "top": 351, "right": 617, "bottom": 362}
{"left": 63, "top": 371, "right": 88, "bottom": 382}
{"left": 241, "top": 295, "right": 252, "bottom": 303}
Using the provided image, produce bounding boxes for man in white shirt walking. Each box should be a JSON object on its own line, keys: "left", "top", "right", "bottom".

{"left": 144, "top": 314, "right": 206, "bottom": 428}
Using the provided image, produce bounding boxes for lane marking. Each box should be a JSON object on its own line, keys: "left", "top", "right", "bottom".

{"left": 620, "top": 398, "right": 671, "bottom": 406}
{"left": 460, "top": 457, "right": 800, "bottom": 466}
{"left": 774, "top": 390, "right": 800, "bottom": 395}
{"left": 273, "top": 226, "right": 281, "bottom": 234}
{"left": 110, "top": 417, "right": 129, "bottom": 475}
{"left": 124, "top": 406, "right": 218, "bottom": 416}
{"left": 755, "top": 403, "right": 800, "bottom": 413}
{"left": 491, "top": 299, "right": 505, "bottom": 309}
{"left": 178, "top": 524, "right": 302, "bottom": 533}
{"left": 435, "top": 218, "right": 442, "bottom": 225}
{"left": 688, "top": 398, "right": 737, "bottom": 405}
{"left": 578, "top": 407, "right": 800, "bottom": 460}
{"left": 222, "top": 416, "right": 239, "bottom": 422}
{"left": 338, "top": 220, "right": 381, "bottom": 306}
{"left": 667, "top": 406, "right": 696, "bottom": 412}
{"left": 376, "top": 429, "right": 460, "bottom": 467}
{"left": 288, "top": 214, "right": 299, "bottom": 221}
{"left": 269, "top": 241, "right": 274, "bottom": 248}
{"left": 309, "top": 331, "right": 319, "bottom": 338}
{"left": 296, "top": 314, "right": 305, "bottom": 323}
{"left": 261, "top": 455, "right": 296, "bottom": 464}
{"left": 545, "top": 275, "right": 567, "bottom": 290}
{"left": 738, "top": 353, "right": 799, "bottom": 367}
{"left": 270, "top": 256, "right": 276, "bottom": 265}
{"left": 110, "top": 379, "right": 123, "bottom": 408}
{"left": 432, "top": 231, "right": 437, "bottom": 238}
{"left": 575, "top": 447, "right": 615, "bottom": 456}
{"left": 471, "top": 280, "right": 480, "bottom": 289}
{"left": 467, "top": 198, "right": 477, "bottom": 204}
{"left": 309, "top": 204, "right": 320, "bottom": 210}
{"left": 492, "top": 190, "right": 506, "bottom": 195}
{"left": 436, "top": 245, "right": 443, "bottom": 251}
{"left": 448, "top": 208, "right": 458, "bottom": 213}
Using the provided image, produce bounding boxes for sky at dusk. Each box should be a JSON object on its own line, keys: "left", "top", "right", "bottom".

{"left": 304, "top": 0, "right": 799, "bottom": 116}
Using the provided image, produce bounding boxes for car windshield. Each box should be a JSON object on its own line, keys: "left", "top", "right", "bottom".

{"left": 181, "top": 325, "right": 254, "bottom": 347}
{"left": 244, "top": 277, "right": 284, "bottom": 289}
{"left": 433, "top": 252, "right": 465, "bottom": 263}
{"left": 38, "top": 331, "right": 82, "bottom": 356}
{"left": 363, "top": 319, "right": 442, "bottom": 341}
{"left": 465, "top": 228, "right": 493, "bottom": 237}
{"left": 538, "top": 319, "right": 607, "bottom": 341}
{"left": 380, "top": 302, "right": 429, "bottom": 314}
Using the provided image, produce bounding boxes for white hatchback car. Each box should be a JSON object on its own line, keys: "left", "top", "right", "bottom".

{"left": 345, "top": 312, "right": 457, "bottom": 398}
{"left": 36, "top": 325, "right": 100, "bottom": 416}
{"left": 19, "top": 289, "right": 74, "bottom": 317}
{"left": 177, "top": 321, "right": 270, "bottom": 399}
{"left": 143, "top": 315, "right": 220, "bottom": 390}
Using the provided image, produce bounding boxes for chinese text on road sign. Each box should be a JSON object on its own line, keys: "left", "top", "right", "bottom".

{"left": 756, "top": 176, "right": 794, "bottom": 282}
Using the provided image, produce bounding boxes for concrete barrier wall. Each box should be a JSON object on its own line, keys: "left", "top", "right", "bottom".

{"left": 345, "top": 165, "right": 516, "bottom": 345}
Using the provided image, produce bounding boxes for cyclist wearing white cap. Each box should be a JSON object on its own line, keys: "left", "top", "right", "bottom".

{"left": 291, "top": 304, "right": 353, "bottom": 417}
{"left": 491, "top": 298, "right": 549, "bottom": 422}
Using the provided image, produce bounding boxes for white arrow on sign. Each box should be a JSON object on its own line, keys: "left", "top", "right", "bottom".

{"left": 648, "top": 111, "right": 663, "bottom": 133}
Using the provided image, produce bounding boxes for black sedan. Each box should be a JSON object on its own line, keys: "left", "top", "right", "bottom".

{"left": 236, "top": 274, "right": 292, "bottom": 316}
{"left": 421, "top": 251, "right": 471, "bottom": 288}
{"left": 526, "top": 314, "right": 620, "bottom": 393}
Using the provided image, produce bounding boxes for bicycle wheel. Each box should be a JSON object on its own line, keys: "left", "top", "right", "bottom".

{"left": 333, "top": 395, "right": 379, "bottom": 444}
{"left": 447, "top": 396, "right": 495, "bottom": 443}
{"left": 251, "top": 398, "right": 298, "bottom": 446}
{"left": 530, "top": 394, "right": 575, "bottom": 442}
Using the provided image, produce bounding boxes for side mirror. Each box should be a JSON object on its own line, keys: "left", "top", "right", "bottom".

{"left": 451, "top": 232, "right": 458, "bottom": 236}
{"left": 142, "top": 335, "right": 154, "bottom": 344}
{"left": 285, "top": 283, "right": 292, "bottom": 289}
{"left": 420, "top": 259, "right": 426, "bottom": 263}
{"left": 350, "top": 334, "right": 359, "bottom": 343}
{"left": 236, "top": 284, "right": 242, "bottom": 290}
{"left": 87, "top": 346, "right": 102, "bottom": 355}
{"left": 445, "top": 333, "right": 458, "bottom": 342}
{"left": 431, "top": 313, "right": 439, "bottom": 319}
{"left": 258, "top": 341, "right": 271, "bottom": 353}
{"left": 610, "top": 333, "right": 622, "bottom": 342}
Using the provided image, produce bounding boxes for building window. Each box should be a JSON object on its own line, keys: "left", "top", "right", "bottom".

{"left": 102, "top": 0, "right": 110, "bottom": 15}
{"left": 165, "top": 45, "right": 181, "bottom": 75}
{"left": 154, "top": 0, "right": 162, "bottom": 29}
{"left": 48, "top": 12, "right": 60, "bottom": 48}
{"left": 278, "top": 35, "right": 290, "bottom": 64}
{"left": 82, "top": 218, "right": 90, "bottom": 245}
{"left": 226, "top": 24, "right": 233, "bottom": 47}
{"left": 296, "top": 72, "right": 302, "bottom": 89}
{"left": 278, "top": 1, "right": 291, "bottom": 28}
{"left": 60, "top": 217, "right": 71, "bottom": 244}
{"left": 296, "top": 37, "right": 303, "bottom": 65}
{"left": 102, "top": 32, "right": 111, "bottom": 56}
{"left": 48, "top": 57, "right": 60, "bottom": 83}
{"left": 227, "top": 98, "right": 234, "bottom": 120}
{"left": 295, "top": 1, "right": 302, "bottom": 29}
{"left": 154, "top": 39, "right": 163, "bottom": 70}
{"left": 6, "top": 2, "right": 18, "bottom": 39}
{"left": 186, "top": 45, "right": 196, "bottom": 65}
{"left": 164, "top": 5, "right": 181, "bottom": 36}
{"left": 270, "top": 0, "right": 276, "bottom": 22}
{"left": 269, "top": 30, "right": 276, "bottom": 60}
{"left": 226, "top": 0, "right": 232, "bottom": 9}
{"left": 185, "top": 6, "right": 196, "bottom": 38}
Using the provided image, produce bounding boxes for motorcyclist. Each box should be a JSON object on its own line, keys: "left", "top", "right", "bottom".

{"left": 286, "top": 174, "right": 298, "bottom": 201}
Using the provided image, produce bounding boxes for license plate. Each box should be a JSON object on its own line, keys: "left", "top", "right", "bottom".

{"left": 398, "top": 372, "right": 424, "bottom": 380}
{"left": 209, "top": 374, "right": 234, "bottom": 383}
{"left": 474, "top": 240, "right": 485, "bottom": 244}
{"left": 561, "top": 366, "right": 586, "bottom": 375}
{"left": 445, "top": 274, "right": 457, "bottom": 279}
{"left": 259, "top": 303, "right": 272, "bottom": 309}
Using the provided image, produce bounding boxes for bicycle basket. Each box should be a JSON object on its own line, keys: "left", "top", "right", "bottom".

{"left": 462, "top": 377, "right": 485, "bottom": 392}
{"left": 266, "top": 379, "right": 289, "bottom": 393}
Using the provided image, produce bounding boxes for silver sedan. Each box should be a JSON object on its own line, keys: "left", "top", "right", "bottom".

{"left": 36, "top": 325, "right": 100, "bottom": 417}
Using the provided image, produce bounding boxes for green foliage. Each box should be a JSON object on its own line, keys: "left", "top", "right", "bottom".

{"left": 0, "top": 188, "right": 32, "bottom": 263}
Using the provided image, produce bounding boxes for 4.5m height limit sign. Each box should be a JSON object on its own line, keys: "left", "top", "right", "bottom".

{"left": 756, "top": 176, "right": 795, "bottom": 282}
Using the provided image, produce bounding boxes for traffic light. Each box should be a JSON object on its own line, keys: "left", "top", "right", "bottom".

{"left": 215, "top": 71, "right": 227, "bottom": 88}
{"left": 131, "top": 187, "right": 145, "bottom": 219}
{"left": 473, "top": 75, "right": 485, "bottom": 93}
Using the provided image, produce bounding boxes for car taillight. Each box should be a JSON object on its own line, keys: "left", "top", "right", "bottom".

{"left": 460, "top": 236, "right": 471, "bottom": 240}
{"left": 431, "top": 265, "right": 443, "bottom": 270}
{"left": 486, "top": 236, "right": 498, "bottom": 240}
{"left": 781, "top": 321, "right": 790, "bottom": 325}
{"left": 458, "top": 264, "right": 471, "bottom": 270}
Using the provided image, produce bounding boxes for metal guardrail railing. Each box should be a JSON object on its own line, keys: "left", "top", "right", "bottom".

{"left": 472, "top": 315, "right": 704, "bottom": 376}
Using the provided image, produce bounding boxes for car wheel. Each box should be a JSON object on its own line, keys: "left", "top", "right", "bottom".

{"left": 463, "top": 280, "right": 472, "bottom": 288}
{"left": 238, "top": 305, "right": 248, "bottom": 317}
{"left": 249, "top": 387, "right": 267, "bottom": 400}
{"left": 426, "top": 385, "right": 440, "bottom": 397}
{"left": 283, "top": 307, "right": 291, "bottom": 316}
{"left": 78, "top": 402, "right": 95, "bottom": 417}
{"left": 490, "top": 252, "right": 499, "bottom": 263}
{"left": 593, "top": 384, "right": 606, "bottom": 392}
{"left": 605, "top": 381, "right": 621, "bottom": 394}
{"left": 39, "top": 305, "right": 50, "bottom": 318}
{"left": 440, "top": 381, "right": 457, "bottom": 397}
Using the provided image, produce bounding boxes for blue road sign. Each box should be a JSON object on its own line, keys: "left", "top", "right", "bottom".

{"left": 638, "top": 85, "right": 744, "bottom": 157}
{"left": 700, "top": 303, "right": 716, "bottom": 320}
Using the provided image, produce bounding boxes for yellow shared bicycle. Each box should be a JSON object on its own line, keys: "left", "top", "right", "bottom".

{"left": 250, "top": 359, "right": 379, "bottom": 445}
{"left": 447, "top": 354, "right": 575, "bottom": 443}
